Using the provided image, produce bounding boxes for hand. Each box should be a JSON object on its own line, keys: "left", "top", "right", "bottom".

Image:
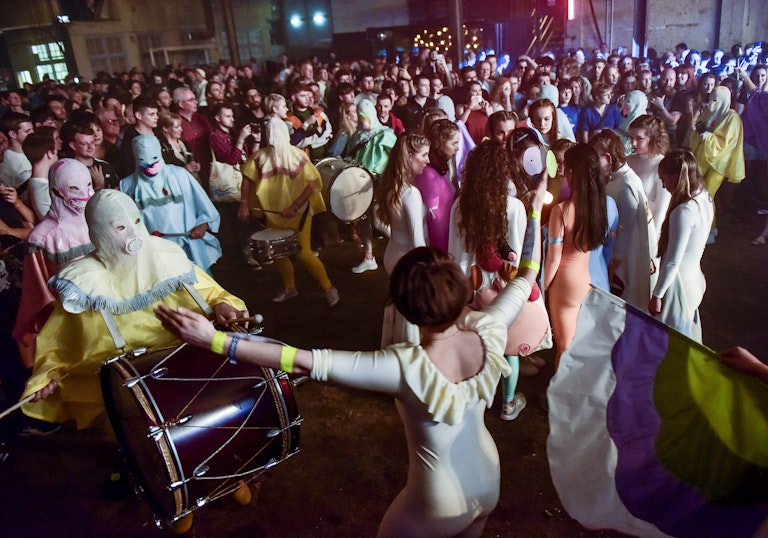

{"left": 189, "top": 223, "right": 208, "bottom": 239}
{"left": 154, "top": 304, "right": 217, "bottom": 349}
{"left": 32, "top": 379, "right": 59, "bottom": 402}
{"left": 0, "top": 184, "right": 18, "bottom": 205}
{"left": 648, "top": 295, "right": 663, "bottom": 315}
{"left": 213, "top": 302, "right": 249, "bottom": 329}
{"left": 650, "top": 95, "right": 664, "bottom": 109}
{"left": 239, "top": 124, "right": 252, "bottom": 142}
{"left": 281, "top": 204, "right": 298, "bottom": 218}
{"left": 186, "top": 160, "right": 201, "bottom": 173}
{"left": 719, "top": 347, "right": 766, "bottom": 377}
{"left": 88, "top": 163, "right": 105, "bottom": 191}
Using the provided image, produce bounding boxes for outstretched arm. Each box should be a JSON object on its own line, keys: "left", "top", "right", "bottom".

{"left": 155, "top": 304, "right": 314, "bottom": 375}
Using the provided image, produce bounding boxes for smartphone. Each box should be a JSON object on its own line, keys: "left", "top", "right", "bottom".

{"left": 471, "top": 95, "right": 482, "bottom": 103}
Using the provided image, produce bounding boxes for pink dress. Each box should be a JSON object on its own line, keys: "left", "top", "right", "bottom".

{"left": 413, "top": 165, "right": 456, "bottom": 252}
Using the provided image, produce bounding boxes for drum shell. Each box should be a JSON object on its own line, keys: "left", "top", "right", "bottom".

{"left": 101, "top": 344, "right": 300, "bottom": 521}
{"left": 315, "top": 158, "right": 374, "bottom": 221}
{"left": 248, "top": 228, "right": 299, "bottom": 264}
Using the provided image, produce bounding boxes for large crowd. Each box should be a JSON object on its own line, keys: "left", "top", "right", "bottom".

{"left": 1, "top": 39, "right": 767, "bottom": 536}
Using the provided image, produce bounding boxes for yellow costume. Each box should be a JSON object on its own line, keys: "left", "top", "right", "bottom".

{"left": 241, "top": 117, "right": 333, "bottom": 294}
{"left": 22, "top": 191, "right": 245, "bottom": 428}
{"left": 690, "top": 86, "right": 745, "bottom": 198}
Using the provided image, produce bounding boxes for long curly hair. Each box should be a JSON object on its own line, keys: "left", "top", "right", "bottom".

{"left": 563, "top": 143, "right": 608, "bottom": 252}
{"left": 657, "top": 150, "right": 706, "bottom": 256}
{"left": 375, "top": 133, "right": 429, "bottom": 225}
{"left": 457, "top": 140, "right": 512, "bottom": 257}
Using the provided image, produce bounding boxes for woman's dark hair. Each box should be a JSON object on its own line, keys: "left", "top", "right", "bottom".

{"left": 563, "top": 143, "right": 608, "bottom": 252}
{"left": 388, "top": 247, "right": 470, "bottom": 330}
{"left": 427, "top": 119, "right": 459, "bottom": 175}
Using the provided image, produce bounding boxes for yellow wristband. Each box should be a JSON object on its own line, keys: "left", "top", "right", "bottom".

{"left": 210, "top": 331, "right": 227, "bottom": 355}
{"left": 528, "top": 210, "right": 541, "bottom": 220}
{"left": 519, "top": 259, "right": 541, "bottom": 273}
{"left": 280, "top": 345, "right": 298, "bottom": 373}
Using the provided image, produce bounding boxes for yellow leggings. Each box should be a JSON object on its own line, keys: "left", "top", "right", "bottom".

{"left": 704, "top": 170, "right": 725, "bottom": 228}
{"left": 274, "top": 217, "right": 332, "bottom": 290}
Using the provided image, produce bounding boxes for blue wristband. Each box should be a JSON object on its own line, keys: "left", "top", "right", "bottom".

{"left": 228, "top": 334, "right": 243, "bottom": 364}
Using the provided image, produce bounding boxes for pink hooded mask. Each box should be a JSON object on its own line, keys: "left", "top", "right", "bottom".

{"left": 28, "top": 158, "right": 94, "bottom": 264}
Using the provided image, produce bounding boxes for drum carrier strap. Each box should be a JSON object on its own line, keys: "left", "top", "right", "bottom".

{"left": 98, "top": 284, "right": 215, "bottom": 351}
{"left": 100, "top": 309, "right": 127, "bottom": 350}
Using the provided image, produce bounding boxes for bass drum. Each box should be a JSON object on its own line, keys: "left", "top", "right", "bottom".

{"left": 315, "top": 158, "right": 374, "bottom": 222}
{"left": 101, "top": 343, "right": 300, "bottom": 522}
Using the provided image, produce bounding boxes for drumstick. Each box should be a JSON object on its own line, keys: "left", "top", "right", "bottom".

{"left": 250, "top": 208, "right": 283, "bottom": 215}
{"left": 0, "top": 373, "right": 69, "bottom": 421}
{"left": 227, "top": 315, "right": 264, "bottom": 325}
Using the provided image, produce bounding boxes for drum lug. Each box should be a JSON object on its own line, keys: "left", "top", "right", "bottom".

{"left": 195, "top": 497, "right": 209, "bottom": 508}
{"left": 123, "top": 376, "right": 142, "bottom": 388}
{"left": 168, "top": 480, "right": 185, "bottom": 491}
{"left": 128, "top": 347, "right": 148, "bottom": 358}
{"left": 151, "top": 367, "right": 169, "bottom": 379}
{"left": 263, "top": 458, "right": 278, "bottom": 470}
{"left": 193, "top": 465, "right": 210, "bottom": 477}
{"left": 148, "top": 425, "right": 164, "bottom": 440}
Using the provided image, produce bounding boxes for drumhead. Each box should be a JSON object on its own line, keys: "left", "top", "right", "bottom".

{"left": 326, "top": 165, "right": 373, "bottom": 221}
{"left": 250, "top": 228, "right": 296, "bottom": 241}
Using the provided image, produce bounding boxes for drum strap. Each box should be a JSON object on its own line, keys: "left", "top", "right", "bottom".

{"left": 182, "top": 282, "right": 215, "bottom": 317}
{"left": 98, "top": 285, "right": 212, "bottom": 351}
{"left": 100, "top": 309, "right": 127, "bottom": 350}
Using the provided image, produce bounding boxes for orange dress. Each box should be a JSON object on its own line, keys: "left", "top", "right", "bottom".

{"left": 544, "top": 201, "right": 592, "bottom": 360}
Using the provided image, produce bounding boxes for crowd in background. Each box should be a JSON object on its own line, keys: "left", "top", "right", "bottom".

{"left": 0, "top": 37, "right": 765, "bottom": 431}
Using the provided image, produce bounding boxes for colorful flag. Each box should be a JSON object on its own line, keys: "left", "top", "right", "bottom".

{"left": 547, "top": 288, "right": 768, "bottom": 538}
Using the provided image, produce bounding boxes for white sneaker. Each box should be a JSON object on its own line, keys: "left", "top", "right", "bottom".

{"left": 325, "top": 287, "right": 340, "bottom": 307}
{"left": 352, "top": 257, "right": 378, "bottom": 273}
{"left": 500, "top": 393, "right": 527, "bottom": 421}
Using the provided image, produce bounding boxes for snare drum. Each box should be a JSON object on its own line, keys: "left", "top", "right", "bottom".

{"left": 315, "top": 158, "right": 374, "bottom": 221}
{"left": 101, "top": 344, "right": 301, "bottom": 522}
{"left": 249, "top": 228, "right": 299, "bottom": 264}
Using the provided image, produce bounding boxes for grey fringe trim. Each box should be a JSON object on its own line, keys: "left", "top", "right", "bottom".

{"left": 39, "top": 243, "right": 95, "bottom": 265}
{"left": 53, "top": 268, "right": 197, "bottom": 314}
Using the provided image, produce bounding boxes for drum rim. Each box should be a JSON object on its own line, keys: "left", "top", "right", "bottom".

{"left": 101, "top": 348, "right": 189, "bottom": 520}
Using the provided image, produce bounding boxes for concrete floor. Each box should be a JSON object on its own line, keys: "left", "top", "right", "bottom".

{"left": 1, "top": 200, "right": 766, "bottom": 538}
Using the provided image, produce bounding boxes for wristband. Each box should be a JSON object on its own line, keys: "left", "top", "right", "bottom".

{"left": 228, "top": 334, "right": 243, "bottom": 364}
{"left": 280, "top": 345, "right": 298, "bottom": 373}
{"left": 519, "top": 259, "right": 541, "bottom": 273}
{"left": 528, "top": 210, "right": 541, "bottom": 220}
{"left": 210, "top": 331, "right": 227, "bottom": 355}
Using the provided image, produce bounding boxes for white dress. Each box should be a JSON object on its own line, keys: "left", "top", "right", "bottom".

{"left": 381, "top": 185, "right": 427, "bottom": 346}
{"left": 626, "top": 153, "right": 671, "bottom": 238}
{"left": 311, "top": 278, "right": 532, "bottom": 538}
{"left": 605, "top": 164, "right": 658, "bottom": 311}
{"left": 652, "top": 191, "right": 714, "bottom": 342}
